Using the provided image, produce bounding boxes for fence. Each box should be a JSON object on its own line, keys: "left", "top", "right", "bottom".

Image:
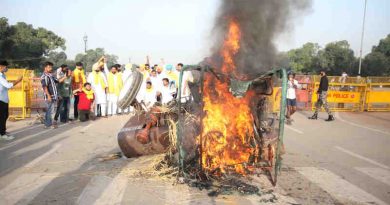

{"left": 5, "top": 69, "right": 390, "bottom": 120}
{"left": 6, "top": 69, "right": 34, "bottom": 120}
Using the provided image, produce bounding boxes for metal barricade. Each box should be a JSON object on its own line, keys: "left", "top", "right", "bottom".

{"left": 311, "top": 76, "right": 367, "bottom": 112}
{"left": 6, "top": 69, "right": 34, "bottom": 120}
{"left": 365, "top": 77, "right": 390, "bottom": 111}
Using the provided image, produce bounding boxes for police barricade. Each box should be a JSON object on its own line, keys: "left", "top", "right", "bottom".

{"left": 365, "top": 77, "right": 390, "bottom": 111}
{"left": 30, "top": 77, "right": 46, "bottom": 111}
{"left": 295, "top": 75, "right": 313, "bottom": 110}
{"left": 6, "top": 69, "right": 34, "bottom": 120}
{"left": 311, "top": 76, "right": 367, "bottom": 112}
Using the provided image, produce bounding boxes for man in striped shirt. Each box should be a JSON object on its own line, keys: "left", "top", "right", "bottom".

{"left": 41, "top": 61, "right": 58, "bottom": 128}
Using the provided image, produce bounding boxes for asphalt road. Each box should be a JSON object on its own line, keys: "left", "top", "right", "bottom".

{"left": 0, "top": 111, "right": 389, "bottom": 205}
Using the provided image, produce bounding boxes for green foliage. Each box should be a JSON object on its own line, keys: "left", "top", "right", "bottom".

{"left": 372, "top": 34, "right": 390, "bottom": 58}
{"left": 0, "top": 17, "right": 66, "bottom": 69}
{"left": 75, "top": 48, "right": 118, "bottom": 72}
{"left": 287, "top": 42, "right": 320, "bottom": 74}
{"left": 318, "top": 40, "right": 355, "bottom": 75}
{"left": 362, "top": 52, "right": 389, "bottom": 76}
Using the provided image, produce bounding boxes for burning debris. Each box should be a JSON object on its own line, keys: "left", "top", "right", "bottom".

{"left": 116, "top": 0, "right": 312, "bottom": 197}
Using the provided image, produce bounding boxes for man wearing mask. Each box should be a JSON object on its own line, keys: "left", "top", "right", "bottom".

{"left": 309, "top": 70, "right": 335, "bottom": 121}
{"left": 87, "top": 58, "right": 108, "bottom": 117}
{"left": 72, "top": 62, "right": 86, "bottom": 119}
{"left": 0, "top": 61, "right": 23, "bottom": 140}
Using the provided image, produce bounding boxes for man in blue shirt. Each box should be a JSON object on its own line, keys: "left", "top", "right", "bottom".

{"left": 0, "top": 61, "right": 22, "bottom": 140}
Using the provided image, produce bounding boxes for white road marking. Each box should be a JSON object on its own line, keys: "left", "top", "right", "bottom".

{"left": 285, "top": 125, "right": 304, "bottom": 134}
{"left": 0, "top": 172, "right": 60, "bottom": 205}
{"left": 0, "top": 124, "right": 66, "bottom": 151}
{"left": 335, "top": 146, "right": 390, "bottom": 170}
{"left": 93, "top": 168, "right": 129, "bottom": 205}
{"left": 77, "top": 175, "right": 113, "bottom": 205}
{"left": 295, "top": 167, "right": 387, "bottom": 205}
{"left": 11, "top": 124, "right": 42, "bottom": 134}
{"left": 355, "top": 167, "right": 390, "bottom": 186}
{"left": 335, "top": 112, "right": 390, "bottom": 136}
{"left": 24, "top": 143, "right": 62, "bottom": 168}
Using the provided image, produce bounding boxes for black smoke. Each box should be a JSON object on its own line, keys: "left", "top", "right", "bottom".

{"left": 210, "top": 0, "right": 312, "bottom": 79}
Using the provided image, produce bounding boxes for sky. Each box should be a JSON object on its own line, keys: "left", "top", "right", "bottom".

{"left": 1, "top": 0, "right": 390, "bottom": 65}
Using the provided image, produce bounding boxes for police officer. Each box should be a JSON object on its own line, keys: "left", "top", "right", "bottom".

{"left": 308, "top": 70, "right": 335, "bottom": 121}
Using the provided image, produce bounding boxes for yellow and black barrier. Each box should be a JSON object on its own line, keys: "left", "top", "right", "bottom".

{"left": 6, "top": 69, "right": 34, "bottom": 120}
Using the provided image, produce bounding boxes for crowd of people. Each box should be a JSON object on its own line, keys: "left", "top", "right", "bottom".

{"left": 0, "top": 57, "right": 338, "bottom": 140}
{"left": 41, "top": 56, "right": 193, "bottom": 129}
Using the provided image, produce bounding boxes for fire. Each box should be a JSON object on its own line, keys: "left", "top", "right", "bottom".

{"left": 201, "top": 20, "right": 255, "bottom": 174}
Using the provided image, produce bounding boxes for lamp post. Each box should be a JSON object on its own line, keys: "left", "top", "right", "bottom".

{"left": 358, "top": 0, "right": 368, "bottom": 75}
{"left": 83, "top": 34, "right": 88, "bottom": 53}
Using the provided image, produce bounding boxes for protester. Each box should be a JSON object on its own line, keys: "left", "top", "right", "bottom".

{"left": 105, "top": 64, "right": 123, "bottom": 115}
{"left": 176, "top": 63, "right": 193, "bottom": 103}
{"left": 72, "top": 62, "right": 86, "bottom": 119}
{"left": 286, "top": 72, "right": 300, "bottom": 125}
{"left": 141, "top": 81, "right": 157, "bottom": 110}
{"left": 158, "top": 78, "right": 175, "bottom": 104}
{"left": 41, "top": 61, "right": 59, "bottom": 128}
{"left": 54, "top": 64, "right": 72, "bottom": 124}
{"left": 87, "top": 59, "right": 108, "bottom": 117}
{"left": 0, "top": 60, "right": 23, "bottom": 140}
{"left": 73, "top": 83, "right": 95, "bottom": 122}
{"left": 165, "top": 64, "right": 178, "bottom": 88}
{"left": 308, "top": 70, "right": 335, "bottom": 121}
{"left": 149, "top": 69, "right": 162, "bottom": 89}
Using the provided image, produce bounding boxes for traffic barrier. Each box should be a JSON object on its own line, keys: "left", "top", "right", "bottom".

{"left": 311, "top": 76, "right": 367, "bottom": 112}
{"left": 365, "top": 77, "right": 390, "bottom": 111}
{"left": 6, "top": 69, "right": 34, "bottom": 120}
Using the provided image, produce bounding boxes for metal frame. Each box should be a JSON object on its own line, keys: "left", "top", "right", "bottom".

{"left": 176, "top": 66, "right": 287, "bottom": 185}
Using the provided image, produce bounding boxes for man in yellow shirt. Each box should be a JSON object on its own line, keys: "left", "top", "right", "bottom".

{"left": 104, "top": 64, "right": 123, "bottom": 116}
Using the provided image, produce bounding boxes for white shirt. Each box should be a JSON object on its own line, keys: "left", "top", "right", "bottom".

{"left": 87, "top": 71, "right": 108, "bottom": 104}
{"left": 0, "top": 72, "right": 14, "bottom": 103}
{"left": 160, "top": 85, "right": 175, "bottom": 104}
{"left": 287, "top": 79, "right": 299, "bottom": 99}
{"left": 142, "top": 87, "right": 157, "bottom": 108}
{"left": 179, "top": 71, "right": 194, "bottom": 102}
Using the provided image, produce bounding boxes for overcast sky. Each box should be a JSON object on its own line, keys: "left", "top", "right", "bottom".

{"left": 1, "top": 0, "right": 390, "bottom": 65}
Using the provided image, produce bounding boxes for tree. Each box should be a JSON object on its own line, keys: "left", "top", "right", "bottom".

{"left": 75, "top": 48, "right": 118, "bottom": 72}
{"left": 361, "top": 34, "right": 390, "bottom": 76}
{"left": 318, "top": 40, "right": 356, "bottom": 75}
{"left": 362, "top": 52, "right": 389, "bottom": 76}
{"left": 372, "top": 34, "right": 390, "bottom": 58}
{"left": 0, "top": 17, "right": 66, "bottom": 69}
{"left": 287, "top": 42, "right": 320, "bottom": 73}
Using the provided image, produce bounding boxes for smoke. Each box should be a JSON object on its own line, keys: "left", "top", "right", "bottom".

{"left": 210, "top": 0, "right": 312, "bottom": 78}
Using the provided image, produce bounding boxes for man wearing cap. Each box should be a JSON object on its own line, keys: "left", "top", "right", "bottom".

{"left": 0, "top": 61, "right": 23, "bottom": 140}
{"left": 309, "top": 70, "right": 335, "bottom": 121}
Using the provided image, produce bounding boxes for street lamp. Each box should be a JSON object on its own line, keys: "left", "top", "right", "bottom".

{"left": 358, "top": 0, "right": 368, "bottom": 75}
{"left": 83, "top": 34, "right": 88, "bottom": 53}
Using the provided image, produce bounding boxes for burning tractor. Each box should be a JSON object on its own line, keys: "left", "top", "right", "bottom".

{"left": 116, "top": 20, "right": 288, "bottom": 189}
{"left": 116, "top": 65, "right": 288, "bottom": 185}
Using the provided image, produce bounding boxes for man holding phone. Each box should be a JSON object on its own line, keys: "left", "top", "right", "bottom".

{"left": 0, "top": 60, "right": 23, "bottom": 140}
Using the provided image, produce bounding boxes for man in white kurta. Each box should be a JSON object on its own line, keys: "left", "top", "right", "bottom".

{"left": 87, "top": 63, "right": 108, "bottom": 117}
{"left": 104, "top": 64, "right": 123, "bottom": 115}
{"left": 176, "top": 63, "right": 194, "bottom": 103}
{"left": 141, "top": 81, "right": 157, "bottom": 111}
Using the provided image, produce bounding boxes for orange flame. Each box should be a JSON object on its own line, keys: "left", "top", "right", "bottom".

{"left": 201, "top": 20, "right": 255, "bottom": 174}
